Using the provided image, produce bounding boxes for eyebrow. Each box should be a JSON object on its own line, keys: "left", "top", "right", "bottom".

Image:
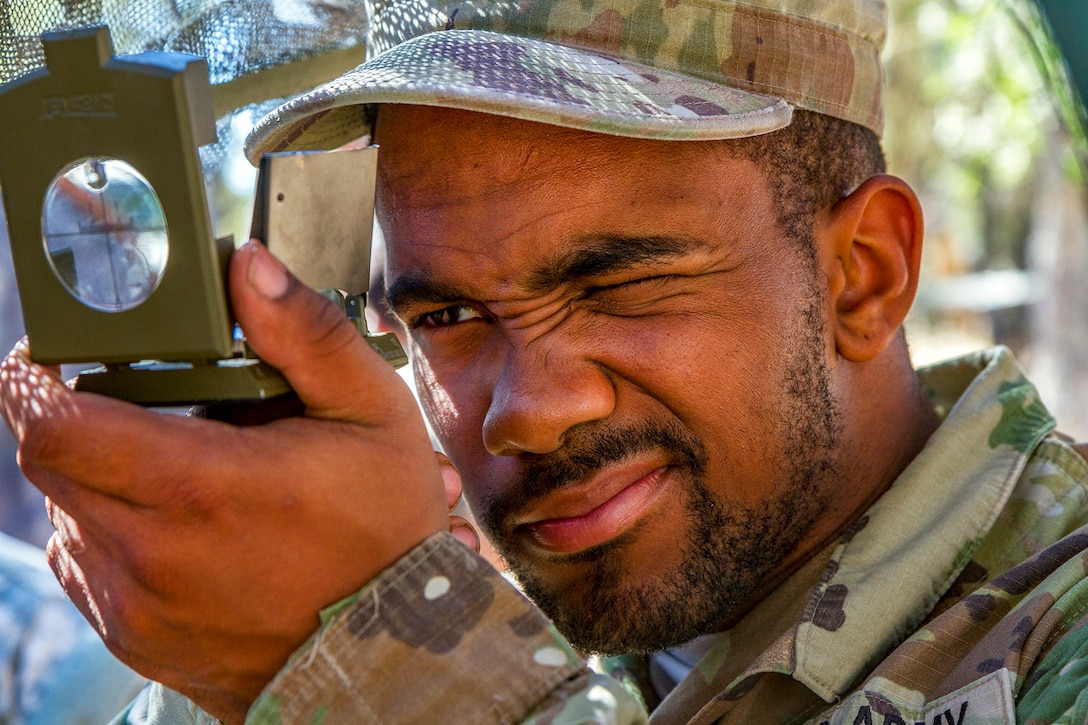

{"left": 386, "top": 234, "right": 707, "bottom": 316}
{"left": 386, "top": 275, "right": 466, "bottom": 318}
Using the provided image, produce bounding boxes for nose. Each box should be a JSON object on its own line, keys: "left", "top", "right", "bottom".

{"left": 482, "top": 343, "right": 616, "bottom": 456}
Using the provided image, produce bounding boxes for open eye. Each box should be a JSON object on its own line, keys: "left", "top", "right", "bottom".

{"left": 415, "top": 305, "right": 483, "bottom": 329}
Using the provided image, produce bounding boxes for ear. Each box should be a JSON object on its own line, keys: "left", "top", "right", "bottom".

{"left": 819, "top": 175, "right": 924, "bottom": 363}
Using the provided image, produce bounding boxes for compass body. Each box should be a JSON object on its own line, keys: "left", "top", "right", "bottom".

{"left": 0, "top": 25, "right": 232, "bottom": 366}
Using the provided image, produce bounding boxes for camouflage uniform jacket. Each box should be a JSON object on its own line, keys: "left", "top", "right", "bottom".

{"left": 136, "top": 346, "right": 1088, "bottom": 724}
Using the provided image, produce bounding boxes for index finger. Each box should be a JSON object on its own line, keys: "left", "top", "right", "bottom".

{"left": 1, "top": 338, "right": 241, "bottom": 505}
{"left": 1, "top": 338, "right": 72, "bottom": 442}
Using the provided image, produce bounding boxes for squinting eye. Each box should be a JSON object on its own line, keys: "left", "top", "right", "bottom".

{"left": 417, "top": 305, "right": 483, "bottom": 328}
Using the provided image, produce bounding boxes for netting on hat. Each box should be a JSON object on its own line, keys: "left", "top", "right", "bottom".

{"left": 0, "top": 0, "right": 370, "bottom": 170}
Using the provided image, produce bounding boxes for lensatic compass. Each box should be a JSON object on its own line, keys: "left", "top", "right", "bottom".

{"left": 42, "top": 157, "right": 169, "bottom": 314}
{"left": 0, "top": 25, "right": 403, "bottom": 406}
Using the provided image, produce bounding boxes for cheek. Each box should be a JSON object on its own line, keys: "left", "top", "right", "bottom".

{"left": 412, "top": 350, "right": 458, "bottom": 438}
{"left": 411, "top": 345, "right": 492, "bottom": 465}
{"left": 588, "top": 301, "right": 783, "bottom": 406}
{"left": 587, "top": 308, "right": 804, "bottom": 489}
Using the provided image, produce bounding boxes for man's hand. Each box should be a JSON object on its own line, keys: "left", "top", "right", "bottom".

{"left": 0, "top": 240, "right": 449, "bottom": 723}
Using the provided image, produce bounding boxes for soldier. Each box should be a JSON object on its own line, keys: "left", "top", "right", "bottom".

{"left": 4, "top": 0, "right": 1088, "bottom": 723}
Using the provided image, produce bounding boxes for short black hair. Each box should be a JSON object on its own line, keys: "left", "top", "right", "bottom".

{"left": 729, "top": 109, "right": 887, "bottom": 260}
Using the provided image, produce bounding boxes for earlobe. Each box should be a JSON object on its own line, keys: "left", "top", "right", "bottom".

{"left": 822, "top": 175, "right": 924, "bottom": 363}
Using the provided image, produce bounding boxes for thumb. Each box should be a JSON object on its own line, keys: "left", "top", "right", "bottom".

{"left": 228, "top": 239, "right": 411, "bottom": 424}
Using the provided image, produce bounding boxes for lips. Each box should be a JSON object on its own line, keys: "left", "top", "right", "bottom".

{"left": 515, "top": 463, "right": 671, "bottom": 555}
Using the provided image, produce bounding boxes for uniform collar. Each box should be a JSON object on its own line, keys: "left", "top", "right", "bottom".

{"left": 647, "top": 347, "right": 1056, "bottom": 722}
{"left": 793, "top": 346, "right": 1054, "bottom": 699}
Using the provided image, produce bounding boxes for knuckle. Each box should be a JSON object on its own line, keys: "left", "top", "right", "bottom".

{"left": 104, "top": 520, "right": 181, "bottom": 596}
{"left": 44, "top": 534, "right": 70, "bottom": 584}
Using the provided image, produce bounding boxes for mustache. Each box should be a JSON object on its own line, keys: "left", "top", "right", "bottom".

{"left": 478, "top": 419, "right": 708, "bottom": 538}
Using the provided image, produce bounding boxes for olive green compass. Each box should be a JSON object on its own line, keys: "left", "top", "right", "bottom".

{"left": 0, "top": 26, "right": 403, "bottom": 406}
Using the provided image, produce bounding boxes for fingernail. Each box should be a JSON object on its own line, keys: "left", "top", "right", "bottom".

{"left": 450, "top": 522, "right": 481, "bottom": 553}
{"left": 247, "top": 241, "right": 289, "bottom": 299}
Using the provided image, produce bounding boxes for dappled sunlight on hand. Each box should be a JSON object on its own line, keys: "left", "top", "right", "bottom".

{"left": 45, "top": 508, "right": 107, "bottom": 635}
{"left": 0, "top": 337, "right": 79, "bottom": 443}
{"left": 45, "top": 497, "right": 84, "bottom": 554}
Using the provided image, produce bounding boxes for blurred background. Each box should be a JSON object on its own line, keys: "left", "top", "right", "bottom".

{"left": 884, "top": 0, "right": 1088, "bottom": 442}
{"left": 1, "top": 0, "right": 1087, "bottom": 547}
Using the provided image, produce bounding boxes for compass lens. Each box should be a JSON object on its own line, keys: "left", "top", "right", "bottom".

{"left": 42, "top": 158, "right": 169, "bottom": 312}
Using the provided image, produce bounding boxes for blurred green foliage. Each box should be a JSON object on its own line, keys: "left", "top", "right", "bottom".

{"left": 885, "top": 0, "right": 1083, "bottom": 277}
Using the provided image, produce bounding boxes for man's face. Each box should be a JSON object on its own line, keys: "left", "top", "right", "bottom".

{"left": 376, "top": 105, "right": 842, "bottom": 654}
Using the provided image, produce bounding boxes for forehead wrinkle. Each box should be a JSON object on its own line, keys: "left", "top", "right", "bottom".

{"left": 379, "top": 135, "right": 571, "bottom": 215}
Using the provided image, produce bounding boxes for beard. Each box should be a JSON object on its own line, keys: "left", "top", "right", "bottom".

{"left": 476, "top": 295, "right": 840, "bottom": 656}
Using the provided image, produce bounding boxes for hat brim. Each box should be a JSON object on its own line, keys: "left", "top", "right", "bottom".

{"left": 245, "top": 29, "right": 793, "bottom": 163}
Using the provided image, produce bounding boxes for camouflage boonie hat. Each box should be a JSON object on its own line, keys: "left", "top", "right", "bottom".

{"left": 245, "top": 0, "right": 887, "bottom": 162}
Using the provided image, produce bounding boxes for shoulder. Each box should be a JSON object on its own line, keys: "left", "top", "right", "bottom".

{"left": 976, "top": 433, "right": 1088, "bottom": 580}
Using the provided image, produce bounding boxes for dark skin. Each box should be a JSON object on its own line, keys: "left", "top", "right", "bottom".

{"left": 377, "top": 106, "right": 940, "bottom": 645}
{"left": 0, "top": 106, "right": 938, "bottom": 722}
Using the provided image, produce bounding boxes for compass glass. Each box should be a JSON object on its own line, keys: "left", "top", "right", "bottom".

{"left": 41, "top": 158, "right": 169, "bottom": 312}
